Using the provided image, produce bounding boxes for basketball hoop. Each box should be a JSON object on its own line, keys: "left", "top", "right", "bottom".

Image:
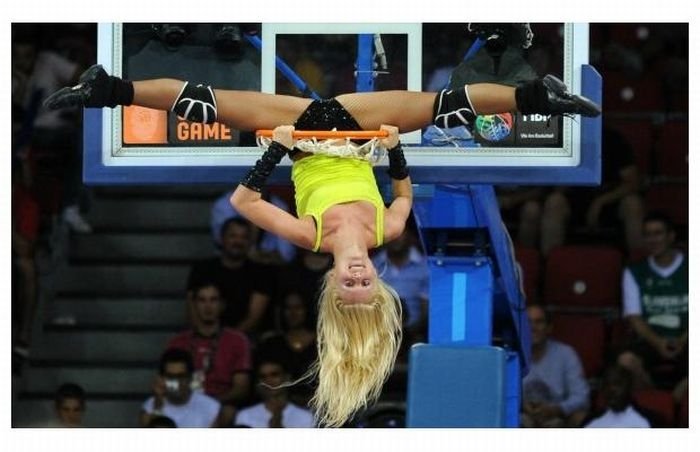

{"left": 255, "top": 129, "right": 389, "bottom": 165}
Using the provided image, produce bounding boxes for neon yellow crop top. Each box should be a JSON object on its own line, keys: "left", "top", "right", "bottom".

{"left": 292, "top": 154, "right": 385, "bottom": 252}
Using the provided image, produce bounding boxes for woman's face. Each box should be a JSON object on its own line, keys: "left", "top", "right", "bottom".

{"left": 333, "top": 255, "right": 378, "bottom": 304}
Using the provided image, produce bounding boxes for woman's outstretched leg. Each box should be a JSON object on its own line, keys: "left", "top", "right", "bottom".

{"left": 336, "top": 76, "right": 599, "bottom": 133}
{"left": 335, "top": 84, "right": 518, "bottom": 132}
{"left": 214, "top": 90, "right": 312, "bottom": 131}
{"left": 44, "top": 64, "right": 313, "bottom": 131}
{"left": 45, "top": 64, "right": 599, "bottom": 133}
{"left": 131, "top": 80, "right": 311, "bottom": 130}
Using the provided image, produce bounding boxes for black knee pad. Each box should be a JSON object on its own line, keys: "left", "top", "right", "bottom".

{"left": 432, "top": 87, "right": 477, "bottom": 129}
{"left": 171, "top": 82, "right": 218, "bottom": 124}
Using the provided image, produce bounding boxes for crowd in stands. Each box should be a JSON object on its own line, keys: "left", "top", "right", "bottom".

{"left": 12, "top": 23, "right": 688, "bottom": 428}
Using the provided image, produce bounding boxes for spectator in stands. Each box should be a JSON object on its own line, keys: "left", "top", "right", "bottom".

{"left": 539, "top": 126, "right": 644, "bottom": 255}
{"left": 50, "top": 382, "right": 86, "bottom": 428}
{"left": 12, "top": 34, "right": 45, "bottom": 362}
{"left": 617, "top": 211, "right": 688, "bottom": 395}
{"left": 521, "top": 304, "right": 590, "bottom": 427}
{"left": 371, "top": 228, "right": 429, "bottom": 346}
{"left": 277, "top": 249, "right": 333, "bottom": 322}
{"left": 496, "top": 186, "right": 547, "bottom": 250}
{"left": 187, "top": 217, "right": 274, "bottom": 336}
{"left": 146, "top": 415, "right": 177, "bottom": 428}
{"left": 210, "top": 188, "right": 296, "bottom": 265}
{"left": 167, "top": 281, "right": 252, "bottom": 427}
{"left": 13, "top": 26, "right": 93, "bottom": 234}
{"left": 234, "top": 359, "right": 315, "bottom": 428}
{"left": 12, "top": 25, "right": 95, "bottom": 359}
{"left": 140, "top": 348, "right": 222, "bottom": 428}
{"left": 585, "top": 365, "right": 650, "bottom": 428}
{"left": 258, "top": 290, "right": 318, "bottom": 406}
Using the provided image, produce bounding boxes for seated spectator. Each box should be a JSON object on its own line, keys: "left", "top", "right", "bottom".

{"left": 496, "top": 186, "right": 546, "bottom": 250}
{"left": 11, "top": 201, "right": 39, "bottom": 364}
{"left": 187, "top": 217, "right": 274, "bottom": 336}
{"left": 146, "top": 415, "right": 177, "bottom": 428}
{"left": 277, "top": 248, "right": 333, "bottom": 323}
{"left": 49, "top": 382, "right": 86, "bottom": 428}
{"left": 258, "top": 290, "right": 318, "bottom": 406}
{"left": 12, "top": 34, "right": 44, "bottom": 362}
{"left": 618, "top": 211, "right": 688, "bottom": 393}
{"left": 140, "top": 349, "right": 221, "bottom": 428}
{"left": 539, "top": 126, "right": 644, "bottom": 255}
{"left": 585, "top": 365, "right": 650, "bottom": 428}
{"left": 521, "top": 304, "right": 590, "bottom": 427}
{"left": 371, "top": 228, "right": 429, "bottom": 346}
{"left": 211, "top": 188, "right": 296, "bottom": 265}
{"left": 234, "top": 359, "right": 315, "bottom": 428}
{"left": 167, "top": 281, "right": 252, "bottom": 427}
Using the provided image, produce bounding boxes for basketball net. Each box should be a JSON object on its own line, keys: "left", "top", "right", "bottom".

{"left": 256, "top": 129, "right": 388, "bottom": 165}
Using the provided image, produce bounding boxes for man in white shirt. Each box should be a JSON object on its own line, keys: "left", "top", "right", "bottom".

{"left": 618, "top": 212, "right": 687, "bottom": 394}
{"left": 585, "top": 365, "right": 650, "bottom": 428}
{"left": 140, "top": 348, "right": 222, "bottom": 428}
{"left": 521, "top": 305, "right": 590, "bottom": 427}
{"left": 235, "top": 359, "right": 315, "bottom": 428}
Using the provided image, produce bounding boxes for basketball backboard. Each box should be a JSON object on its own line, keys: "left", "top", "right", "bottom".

{"left": 85, "top": 22, "right": 601, "bottom": 185}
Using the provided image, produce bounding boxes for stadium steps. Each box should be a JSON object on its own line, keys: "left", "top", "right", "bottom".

{"left": 13, "top": 185, "right": 223, "bottom": 428}
{"left": 69, "top": 233, "right": 213, "bottom": 263}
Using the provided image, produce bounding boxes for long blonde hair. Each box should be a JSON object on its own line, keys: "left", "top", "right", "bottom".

{"left": 308, "top": 270, "right": 403, "bottom": 427}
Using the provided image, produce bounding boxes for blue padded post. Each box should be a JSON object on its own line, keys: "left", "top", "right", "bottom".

{"left": 406, "top": 345, "right": 507, "bottom": 427}
{"left": 427, "top": 256, "right": 493, "bottom": 345}
{"left": 408, "top": 184, "right": 529, "bottom": 427}
{"left": 356, "top": 34, "right": 375, "bottom": 92}
{"left": 504, "top": 350, "right": 521, "bottom": 427}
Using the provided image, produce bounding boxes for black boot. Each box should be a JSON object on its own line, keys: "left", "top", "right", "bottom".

{"left": 516, "top": 74, "right": 601, "bottom": 117}
{"left": 44, "top": 64, "right": 134, "bottom": 110}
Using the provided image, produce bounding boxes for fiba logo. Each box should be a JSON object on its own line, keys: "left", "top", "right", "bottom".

{"left": 474, "top": 113, "right": 513, "bottom": 142}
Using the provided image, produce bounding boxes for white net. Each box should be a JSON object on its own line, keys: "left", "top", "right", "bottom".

{"left": 256, "top": 131, "right": 387, "bottom": 165}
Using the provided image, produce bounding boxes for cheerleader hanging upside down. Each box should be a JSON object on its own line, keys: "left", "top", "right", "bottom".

{"left": 45, "top": 64, "right": 600, "bottom": 427}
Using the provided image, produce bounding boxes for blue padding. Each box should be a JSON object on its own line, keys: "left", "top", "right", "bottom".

{"left": 356, "top": 34, "right": 375, "bottom": 92}
{"left": 504, "top": 350, "right": 521, "bottom": 427}
{"left": 412, "top": 186, "right": 478, "bottom": 228}
{"left": 427, "top": 257, "right": 493, "bottom": 345}
{"left": 406, "top": 344, "right": 507, "bottom": 427}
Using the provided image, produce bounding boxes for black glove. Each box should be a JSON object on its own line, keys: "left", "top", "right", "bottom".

{"left": 44, "top": 64, "right": 134, "bottom": 110}
{"left": 386, "top": 143, "right": 409, "bottom": 180}
{"left": 240, "top": 141, "right": 289, "bottom": 192}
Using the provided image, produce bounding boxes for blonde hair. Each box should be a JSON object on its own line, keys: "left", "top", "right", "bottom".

{"left": 307, "top": 270, "right": 403, "bottom": 427}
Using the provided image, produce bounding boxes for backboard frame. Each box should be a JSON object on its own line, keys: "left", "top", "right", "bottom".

{"left": 84, "top": 22, "right": 601, "bottom": 186}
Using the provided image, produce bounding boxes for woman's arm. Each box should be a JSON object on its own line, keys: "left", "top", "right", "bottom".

{"left": 230, "top": 186, "right": 314, "bottom": 250}
{"left": 380, "top": 124, "right": 413, "bottom": 242}
{"left": 385, "top": 176, "right": 413, "bottom": 242}
{"left": 231, "top": 125, "right": 315, "bottom": 249}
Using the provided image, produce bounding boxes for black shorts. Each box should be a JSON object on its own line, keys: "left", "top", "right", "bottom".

{"left": 289, "top": 98, "right": 363, "bottom": 158}
{"left": 294, "top": 98, "right": 362, "bottom": 131}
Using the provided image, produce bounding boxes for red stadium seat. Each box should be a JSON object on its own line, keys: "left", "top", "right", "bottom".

{"left": 676, "top": 389, "right": 688, "bottom": 427}
{"left": 645, "top": 183, "right": 689, "bottom": 227}
{"left": 544, "top": 245, "right": 624, "bottom": 308}
{"left": 633, "top": 389, "right": 676, "bottom": 427}
{"left": 550, "top": 313, "right": 607, "bottom": 378}
{"left": 655, "top": 120, "right": 688, "bottom": 180}
{"left": 609, "top": 24, "right": 652, "bottom": 48}
{"left": 603, "top": 71, "right": 665, "bottom": 112}
{"left": 606, "top": 317, "right": 630, "bottom": 353}
{"left": 514, "top": 246, "right": 541, "bottom": 304}
{"left": 605, "top": 118, "right": 655, "bottom": 177}
{"left": 626, "top": 247, "right": 648, "bottom": 265}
